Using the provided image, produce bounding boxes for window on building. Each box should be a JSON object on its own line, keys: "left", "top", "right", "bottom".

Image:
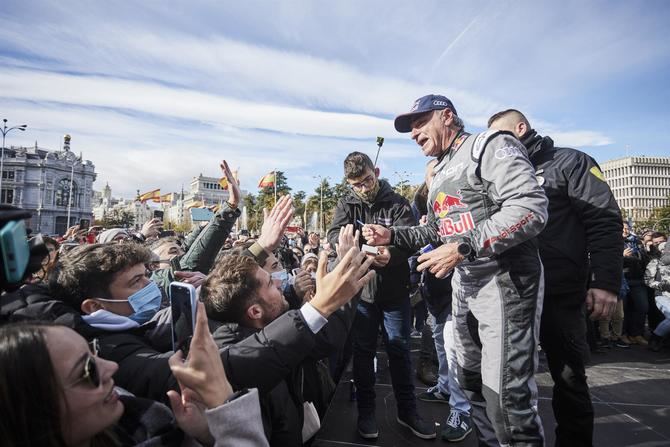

{"left": 55, "top": 178, "right": 78, "bottom": 207}
{"left": 1, "top": 189, "right": 14, "bottom": 204}
{"left": 1, "top": 170, "right": 15, "bottom": 180}
{"left": 55, "top": 216, "right": 78, "bottom": 236}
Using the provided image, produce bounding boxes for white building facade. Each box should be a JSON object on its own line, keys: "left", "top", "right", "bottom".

{"left": 601, "top": 156, "right": 670, "bottom": 222}
{"left": 1, "top": 137, "right": 97, "bottom": 235}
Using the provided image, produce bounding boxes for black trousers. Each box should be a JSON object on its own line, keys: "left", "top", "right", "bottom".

{"left": 540, "top": 291, "right": 594, "bottom": 447}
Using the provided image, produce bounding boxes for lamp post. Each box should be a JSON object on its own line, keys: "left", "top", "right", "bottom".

{"left": 313, "top": 175, "right": 331, "bottom": 236}
{"left": 0, "top": 119, "right": 28, "bottom": 195}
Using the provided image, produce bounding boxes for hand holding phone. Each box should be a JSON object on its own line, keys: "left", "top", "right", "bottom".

{"left": 361, "top": 244, "right": 379, "bottom": 256}
{"left": 170, "top": 282, "right": 198, "bottom": 356}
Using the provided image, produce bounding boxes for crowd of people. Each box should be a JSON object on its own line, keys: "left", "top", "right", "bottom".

{"left": 1, "top": 96, "right": 669, "bottom": 447}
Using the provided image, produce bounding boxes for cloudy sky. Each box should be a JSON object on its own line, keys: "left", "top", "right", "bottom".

{"left": 1, "top": 0, "right": 669, "bottom": 199}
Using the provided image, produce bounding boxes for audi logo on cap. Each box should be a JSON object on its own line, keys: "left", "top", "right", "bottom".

{"left": 433, "top": 100, "right": 450, "bottom": 107}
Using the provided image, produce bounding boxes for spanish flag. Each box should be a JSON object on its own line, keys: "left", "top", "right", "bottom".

{"left": 219, "top": 170, "right": 240, "bottom": 190}
{"left": 139, "top": 189, "right": 161, "bottom": 203}
{"left": 160, "top": 193, "right": 174, "bottom": 203}
{"left": 258, "top": 172, "right": 275, "bottom": 188}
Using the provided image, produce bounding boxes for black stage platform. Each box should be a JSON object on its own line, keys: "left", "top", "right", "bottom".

{"left": 314, "top": 339, "right": 670, "bottom": 446}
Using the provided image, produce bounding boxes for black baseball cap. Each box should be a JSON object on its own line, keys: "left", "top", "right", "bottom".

{"left": 394, "top": 94, "right": 458, "bottom": 133}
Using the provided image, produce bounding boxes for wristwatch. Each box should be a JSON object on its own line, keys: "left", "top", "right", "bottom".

{"left": 457, "top": 241, "right": 475, "bottom": 262}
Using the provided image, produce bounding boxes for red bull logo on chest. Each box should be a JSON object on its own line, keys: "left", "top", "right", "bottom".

{"left": 438, "top": 212, "right": 475, "bottom": 237}
{"left": 432, "top": 191, "right": 467, "bottom": 218}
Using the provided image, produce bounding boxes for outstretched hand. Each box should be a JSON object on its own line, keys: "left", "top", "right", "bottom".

{"left": 257, "top": 195, "right": 294, "bottom": 253}
{"left": 310, "top": 247, "right": 375, "bottom": 317}
{"left": 336, "top": 224, "right": 360, "bottom": 259}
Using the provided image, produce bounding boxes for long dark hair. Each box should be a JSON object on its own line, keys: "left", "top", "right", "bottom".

{"left": 0, "top": 322, "right": 68, "bottom": 446}
{"left": 0, "top": 323, "right": 118, "bottom": 447}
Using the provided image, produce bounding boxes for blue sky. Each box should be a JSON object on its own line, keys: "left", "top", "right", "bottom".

{"left": 1, "top": 0, "right": 669, "bottom": 199}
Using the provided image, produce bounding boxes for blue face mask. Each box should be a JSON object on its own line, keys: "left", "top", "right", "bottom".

{"left": 98, "top": 281, "right": 162, "bottom": 325}
{"left": 271, "top": 270, "right": 291, "bottom": 293}
{"left": 127, "top": 281, "right": 163, "bottom": 324}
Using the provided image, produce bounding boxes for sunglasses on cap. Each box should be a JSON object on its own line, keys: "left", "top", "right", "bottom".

{"left": 68, "top": 339, "right": 101, "bottom": 388}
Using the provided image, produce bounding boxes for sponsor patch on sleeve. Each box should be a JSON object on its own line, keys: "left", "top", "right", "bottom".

{"left": 589, "top": 166, "right": 606, "bottom": 182}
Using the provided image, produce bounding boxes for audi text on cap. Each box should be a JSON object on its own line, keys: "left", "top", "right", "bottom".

{"left": 393, "top": 94, "right": 458, "bottom": 133}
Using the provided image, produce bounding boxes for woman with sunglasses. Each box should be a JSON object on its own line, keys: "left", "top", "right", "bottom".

{"left": 0, "top": 306, "right": 268, "bottom": 447}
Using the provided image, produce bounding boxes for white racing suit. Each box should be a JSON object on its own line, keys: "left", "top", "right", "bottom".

{"left": 392, "top": 130, "right": 548, "bottom": 446}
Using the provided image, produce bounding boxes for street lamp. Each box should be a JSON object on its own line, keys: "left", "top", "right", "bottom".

{"left": 313, "top": 175, "right": 331, "bottom": 236}
{"left": 0, "top": 119, "right": 28, "bottom": 194}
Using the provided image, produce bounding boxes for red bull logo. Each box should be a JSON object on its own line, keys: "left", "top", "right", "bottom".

{"left": 438, "top": 212, "right": 475, "bottom": 237}
{"left": 433, "top": 191, "right": 467, "bottom": 218}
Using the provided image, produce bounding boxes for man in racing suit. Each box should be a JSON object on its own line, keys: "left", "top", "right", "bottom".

{"left": 363, "top": 94, "right": 548, "bottom": 446}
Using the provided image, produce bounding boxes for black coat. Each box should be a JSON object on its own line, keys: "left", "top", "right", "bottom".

{"left": 210, "top": 298, "right": 357, "bottom": 446}
{"left": 1, "top": 284, "right": 320, "bottom": 406}
{"left": 521, "top": 131, "right": 623, "bottom": 296}
{"left": 327, "top": 180, "right": 417, "bottom": 306}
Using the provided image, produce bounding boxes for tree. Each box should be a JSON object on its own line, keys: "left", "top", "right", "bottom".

{"left": 640, "top": 195, "right": 670, "bottom": 233}
{"left": 393, "top": 180, "right": 420, "bottom": 203}
{"left": 257, "top": 170, "right": 291, "bottom": 210}
{"left": 307, "top": 179, "right": 338, "bottom": 235}
{"left": 243, "top": 193, "right": 261, "bottom": 232}
{"left": 100, "top": 209, "right": 135, "bottom": 228}
{"left": 292, "top": 191, "right": 307, "bottom": 227}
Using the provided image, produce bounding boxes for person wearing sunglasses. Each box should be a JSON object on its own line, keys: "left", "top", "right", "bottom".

{"left": 0, "top": 318, "right": 269, "bottom": 446}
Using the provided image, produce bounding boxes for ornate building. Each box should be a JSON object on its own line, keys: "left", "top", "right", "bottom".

{"left": 601, "top": 156, "right": 670, "bottom": 222}
{"left": 0, "top": 135, "right": 97, "bottom": 235}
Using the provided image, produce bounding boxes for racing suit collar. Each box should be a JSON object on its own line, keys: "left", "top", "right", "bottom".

{"left": 438, "top": 129, "right": 470, "bottom": 162}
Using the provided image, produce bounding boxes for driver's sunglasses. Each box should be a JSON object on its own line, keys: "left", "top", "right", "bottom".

{"left": 70, "top": 339, "right": 101, "bottom": 388}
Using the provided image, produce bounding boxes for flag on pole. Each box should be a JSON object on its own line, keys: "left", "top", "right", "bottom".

{"left": 160, "top": 193, "right": 174, "bottom": 203}
{"left": 258, "top": 172, "right": 276, "bottom": 188}
{"left": 138, "top": 189, "right": 161, "bottom": 203}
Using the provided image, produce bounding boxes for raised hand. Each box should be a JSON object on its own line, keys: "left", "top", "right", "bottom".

{"left": 336, "top": 224, "right": 360, "bottom": 259}
{"left": 220, "top": 160, "right": 240, "bottom": 208}
{"left": 168, "top": 301, "right": 233, "bottom": 409}
{"left": 310, "top": 247, "right": 375, "bottom": 317}
{"left": 141, "top": 218, "right": 163, "bottom": 239}
{"left": 174, "top": 271, "right": 207, "bottom": 288}
{"left": 257, "top": 195, "right": 294, "bottom": 253}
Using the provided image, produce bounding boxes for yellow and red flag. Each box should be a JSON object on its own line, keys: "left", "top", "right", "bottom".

{"left": 258, "top": 172, "right": 275, "bottom": 188}
{"left": 160, "top": 193, "right": 174, "bottom": 203}
{"left": 139, "top": 189, "right": 161, "bottom": 203}
{"left": 219, "top": 169, "right": 240, "bottom": 191}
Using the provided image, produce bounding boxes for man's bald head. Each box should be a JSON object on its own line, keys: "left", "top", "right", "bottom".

{"left": 487, "top": 109, "right": 531, "bottom": 139}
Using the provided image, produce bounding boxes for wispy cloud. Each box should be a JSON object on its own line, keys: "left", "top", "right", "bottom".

{"left": 0, "top": 0, "right": 667, "bottom": 197}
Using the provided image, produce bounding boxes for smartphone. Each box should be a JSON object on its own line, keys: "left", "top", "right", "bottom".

{"left": 159, "top": 230, "right": 175, "bottom": 238}
{"left": 78, "top": 219, "right": 90, "bottom": 230}
{"left": 153, "top": 210, "right": 164, "bottom": 220}
{"left": 361, "top": 244, "right": 379, "bottom": 255}
{"left": 0, "top": 220, "right": 30, "bottom": 284}
{"left": 170, "top": 282, "right": 198, "bottom": 356}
